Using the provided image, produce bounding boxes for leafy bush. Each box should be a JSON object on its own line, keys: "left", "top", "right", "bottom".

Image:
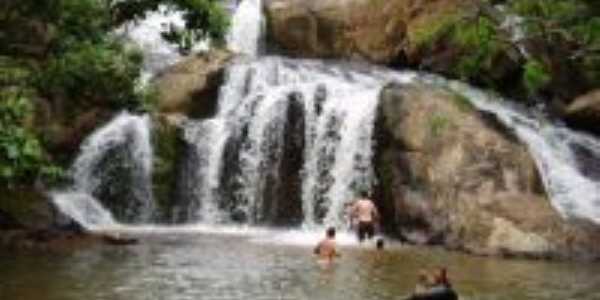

{"left": 0, "top": 92, "right": 63, "bottom": 185}
{"left": 38, "top": 41, "right": 146, "bottom": 111}
{"left": 410, "top": 13, "right": 462, "bottom": 51}
{"left": 451, "top": 16, "right": 505, "bottom": 82}
{"left": 523, "top": 59, "right": 551, "bottom": 95}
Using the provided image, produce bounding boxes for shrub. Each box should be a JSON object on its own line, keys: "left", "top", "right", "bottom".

{"left": 451, "top": 15, "right": 505, "bottom": 82}
{"left": 523, "top": 59, "right": 551, "bottom": 95}
{"left": 0, "top": 92, "right": 63, "bottom": 185}
{"left": 38, "top": 41, "right": 146, "bottom": 111}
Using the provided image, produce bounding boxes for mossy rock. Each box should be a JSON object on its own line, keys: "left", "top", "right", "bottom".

{"left": 0, "top": 187, "right": 54, "bottom": 230}
{"left": 151, "top": 114, "right": 187, "bottom": 220}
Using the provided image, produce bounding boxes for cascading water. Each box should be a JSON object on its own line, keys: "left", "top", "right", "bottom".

{"left": 180, "top": 57, "right": 414, "bottom": 227}
{"left": 226, "top": 0, "right": 265, "bottom": 57}
{"left": 52, "top": 0, "right": 600, "bottom": 231}
{"left": 52, "top": 112, "right": 154, "bottom": 230}
{"left": 443, "top": 80, "right": 600, "bottom": 223}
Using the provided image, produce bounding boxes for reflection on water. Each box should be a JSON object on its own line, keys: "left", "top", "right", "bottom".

{"left": 1, "top": 229, "right": 599, "bottom": 300}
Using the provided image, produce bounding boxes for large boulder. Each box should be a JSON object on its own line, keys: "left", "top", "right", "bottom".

{"left": 375, "top": 82, "right": 600, "bottom": 260}
{"left": 265, "top": 0, "right": 471, "bottom": 64}
{"left": 265, "top": 0, "right": 407, "bottom": 64}
{"left": 153, "top": 50, "right": 233, "bottom": 118}
{"left": 564, "top": 89, "right": 600, "bottom": 135}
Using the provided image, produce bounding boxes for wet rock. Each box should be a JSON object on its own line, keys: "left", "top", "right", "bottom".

{"left": 152, "top": 114, "right": 187, "bottom": 221}
{"left": 231, "top": 208, "right": 248, "bottom": 223}
{"left": 564, "top": 89, "right": 600, "bottom": 135}
{"left": 0, "top": 209, "right": 24, "bottom": 230}
{"left": 263, "top": 92, "right": 305, "bottom": 225}
{"left": 0, "top": 187, "right": 55, "bottom": 230}
{"left": 375, "top": 82, "right": 600, "bottom": 260}
{"left": 153, "top": 50, "right": 234, "bottom": 118}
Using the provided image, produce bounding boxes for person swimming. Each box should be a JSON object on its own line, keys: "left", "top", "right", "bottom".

{"left": 314, "top": 227, "right": 340, "bottom": 264}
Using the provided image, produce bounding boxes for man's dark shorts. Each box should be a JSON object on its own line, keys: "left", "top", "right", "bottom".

{"left": 357, "top": 221, "right": 375, "bottom": 242}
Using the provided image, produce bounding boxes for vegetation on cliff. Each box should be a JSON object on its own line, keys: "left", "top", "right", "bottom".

{"left": 412, "top": 0, "right": 600, "bottom": 103}
{"left": 0, "top": 0, "right": 228, "bottom": 188}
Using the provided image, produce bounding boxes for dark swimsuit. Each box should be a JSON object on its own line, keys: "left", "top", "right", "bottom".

{"left": 357, "top": 221, "right": 375, "bottom": 241}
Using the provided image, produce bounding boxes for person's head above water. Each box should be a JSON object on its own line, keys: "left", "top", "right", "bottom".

{"left": 326, "top": 227, "right": 336, "bottom": 238}
{"left": 376, "top": 238, "right": 385, "bottom": 250}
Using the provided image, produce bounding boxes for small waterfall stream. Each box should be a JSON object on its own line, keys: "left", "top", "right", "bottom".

{"left": 51, "top": 0, "right": 600, "bottom": 231}
{"left": 52, "top": 113, "right": 154, "bottom": 230}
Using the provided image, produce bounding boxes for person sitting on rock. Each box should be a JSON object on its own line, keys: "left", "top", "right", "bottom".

{"left": 314, "top": 227, "right": 340, "bottom": 264}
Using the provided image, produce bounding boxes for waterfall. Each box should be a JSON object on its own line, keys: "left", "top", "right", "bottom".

{"left": 444, "top": 80, "right": 600, "bottom": 223}
{"left": 52, "top": 112, "right": 154, "bottom": 230}
{"left": 51, "top": 0, "right": 600, "bottom": 230}
{"left": 226, "top": 0, "right": 265, "bottom": 57}
{"left": 180, "top": 57, "right": 414, "bottom": 227}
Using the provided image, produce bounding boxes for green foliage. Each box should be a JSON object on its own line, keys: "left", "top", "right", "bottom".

{"left": 509, "top": 0, "right": 600, "bottom": 91}
{"left": 523, "top": 59, "right": 551, "bottom": 95}
{"left": 38, "top": 41, "right": 145, "bottom": 111}
{"left": 0, "top": 0, "right": 230, "bottom": 190}
{"left": 50, "top": 0, "right": 113, "bottom": 53}
{"left": 411, "top": 13, "right": 461, "bottom": 51}
{"left": 0, "top": 92, "right": 63, "bottom": 185}
{"left": 511, "top": 0, "right": 583, "bottom": 22}
{"left": 451, "top": 15, "right": 504, "bottom": 82}
{"left": 429, "top": 114, "right": 451, "bottom": 138}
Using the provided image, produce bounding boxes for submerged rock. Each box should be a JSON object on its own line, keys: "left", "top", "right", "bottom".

{"left": 375, "top": 82, "right": 600, "bottom": 260}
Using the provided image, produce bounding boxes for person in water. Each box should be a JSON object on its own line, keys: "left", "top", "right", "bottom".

{"left": 349, "top": 191, "right": 380, "bottom": 242}
{"left": 376, "top": 238, "right": 385, "bottom": 250}
{"left": 409, "top": 267, "right": 458, "bottom": 300}
{"left": 314, "top": 227, "right": 340, "bottom": 263}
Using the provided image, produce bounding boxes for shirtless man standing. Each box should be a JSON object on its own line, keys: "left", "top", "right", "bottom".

{"left": 350, "top": 192, "right": 380, "bottom": 242}
{"left": 314, "top": 227, "right": 340, "bottom": 263}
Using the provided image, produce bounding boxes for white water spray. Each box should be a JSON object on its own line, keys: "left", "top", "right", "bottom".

{"left": 226, "top": 0, "right": 265, "bottom": 57}
{"left": 444, "top": 80, "right": 600, "bottom": 223}
{"left": 52, "top": 112, "right": 154, "bottom": 230}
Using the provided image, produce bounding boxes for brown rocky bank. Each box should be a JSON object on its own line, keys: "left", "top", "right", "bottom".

{"left": 374, "top": 82, "right": 600, "bottom": 260}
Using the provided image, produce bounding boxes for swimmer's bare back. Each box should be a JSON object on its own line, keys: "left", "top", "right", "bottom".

{"left": 314, "top": 238, "right": 339, "bottom": 262}
{"left": 352, "top": 198, "right": 379, "bottom": 222}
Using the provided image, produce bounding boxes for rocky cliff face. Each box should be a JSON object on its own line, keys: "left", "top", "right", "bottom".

{"left": 153, "top": 50, "right": 233, "bottom": 118}
{"left": 265, "top": 0, "right": 472, "bottom": 64}
{"left": 375, "top": 82, "right": 600, "bottom": 260}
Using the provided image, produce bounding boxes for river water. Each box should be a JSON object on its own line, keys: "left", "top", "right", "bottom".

{"left": 12, "top": 1, "right": 600, "bottom": 299}
{"left": 1, "top": 227, "right": 600, "bottom": 300}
